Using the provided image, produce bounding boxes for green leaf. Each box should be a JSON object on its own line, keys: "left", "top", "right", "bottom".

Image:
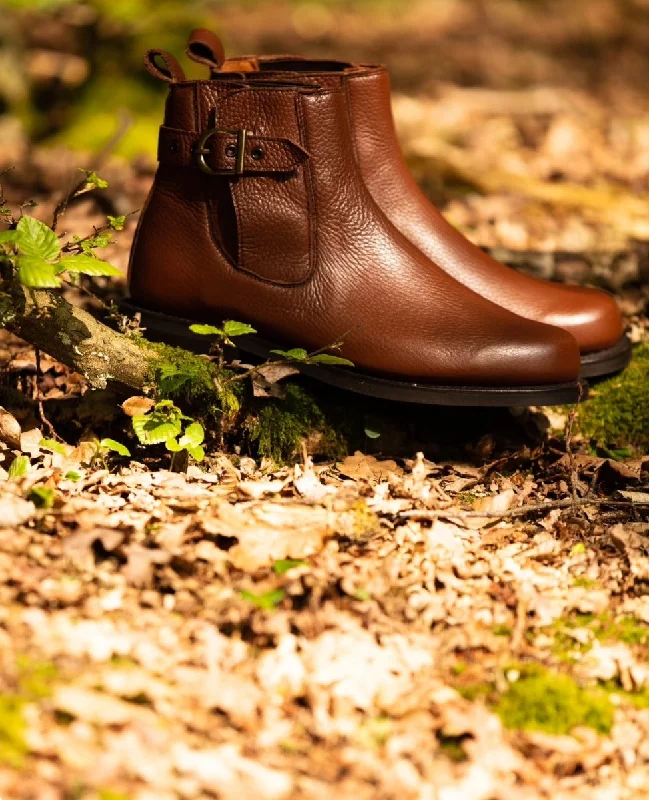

{"left": 8, "top": 456, "right": 29, "bottom": 478}
{"left": 29, "top": 487, "right": 55, "bottom": 509}
{"left": 364, "top": 415, "right": 382, "bottom": 440}
{"left": 270, "top": 348, "right": 308, "bottom": 361}
{"left": 189, "top": 324, "right": 224, "bottom": 337}
{"left": 309, "top": 354, "right": 355, "bottom": 367}
{"left": 132, "top": 416, "right": 182, "bottom": 446}
{"left": 156, "top": 363, "right": 194, "bottom": 395}
{"left": 39, "top": 438, "right": 68, "bottom": 457}
{"left": 56, "top": 255, "right": 121, "bottom": 277}
{"left": 239, "top": 588, "right": 285, "bottom": 611}
{"left": 64, "top": 470, "right": 82, "bottom": 482}
{"left": 179, "top": 422, "right": 204, "bottom": 449}
{"left": 74, "top": 232, "right": 111, "bottom": 253}
{"left": 82, "top": 170, "right": 108, "bottom": 190}
{"left": 165, "top": 437, "right": 182, "bottom": 453}
{"left": 107, "top": 215, "right": 126, "bottom": 231}
{"left": 273, "top": 559, "right": 307, "bottom": 575}
{"left": 187, "top": 445, "right": 205, "bottom": 462}
{"left": 0, "top": 230, "right": 19, "bottom": 246}
{"left": 100, "top": 438, "right": 131, "bottom": 457}
{"left": 16, "top": 216, "right": 60, "bottom": 260}
{"left": 16, "top": 256, "right": 61, "bottom": 288}
{"left": 222, "top": 320, "right": 257, "bottom": 338}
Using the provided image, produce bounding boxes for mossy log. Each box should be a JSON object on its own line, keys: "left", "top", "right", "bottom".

{"left": 1, "top": 286, "right": 157, "bottom": 391}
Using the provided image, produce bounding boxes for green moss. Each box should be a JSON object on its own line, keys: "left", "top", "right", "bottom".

{"left": 97, "top": 790, "right": 132, "bottom": 800}
{"left": 579, "top": 344, "right": 649, "bottom": 452}
{"left": 573, "top": 576, "right": 598, "bottom": 589}
{"left": 142, "top": 339, "right": 242, "bottom": 423}
{"left": 495, "top": 669, "right": 614, "bottom": 735}
{"left": 15, "top": 656, "right": 58, "bottom": 699}
{"left": 0, "top": 694, "right": 28, "bottom": 768}
{"left": 354, "top": 717, "right": 393, "bottom": 748}
{"left": 554, "top": 612, "right": 649, "bottom": 648}
{"left": 438, "top": 735, "right": 469, "bottom": 763}
{"left": 493, "top": 624, "right": 513, "bottom": 637}
{"left": 247, "top": 383, "right": 344, "bottom": 463}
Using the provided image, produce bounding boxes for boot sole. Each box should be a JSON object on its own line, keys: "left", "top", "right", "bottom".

{"left": 120, "top": 300, "right": 587, "bottom": 408}
{"left": 580, "top": 335, "right": 632, "bottom": 380}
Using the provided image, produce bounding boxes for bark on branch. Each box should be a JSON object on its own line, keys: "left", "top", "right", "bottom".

{"left": 2, "top": 286, "right": 157, "bottom": 391}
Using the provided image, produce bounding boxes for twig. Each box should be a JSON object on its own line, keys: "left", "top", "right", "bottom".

{"left": 60, "top": 210, "right": 138, "bottom": 254}
{"left": 224, "top": 328, "right": 358, "bottom": 386}
{"left": 565, "top": 385, "right": 584, "bottom": 505}
{"left": 510, "top": 595, "right": 528, "bottom": 653}
{"left": 33, "top": 348, "right": 61, "bottom": 441}
{"left": 399, "top": 495, "right": 649, "bottom": 521}
{"left": 51, "top": 110, "right": 133, "bottom": 231}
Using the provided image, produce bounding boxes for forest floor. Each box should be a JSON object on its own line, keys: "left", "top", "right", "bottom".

{"left": 3, "top": 1, "right": 649, "bottom": 798}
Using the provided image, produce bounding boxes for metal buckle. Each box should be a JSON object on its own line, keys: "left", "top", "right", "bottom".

{"left": 196, "top": 128, "right": 248, "bottom": 176}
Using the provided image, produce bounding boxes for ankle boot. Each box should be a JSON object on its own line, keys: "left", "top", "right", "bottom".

{"left": 124, "top": 49, "right": 582, "bottom": 407}
{"left": 186, "top": 29, "right": 630, "bottom": 380}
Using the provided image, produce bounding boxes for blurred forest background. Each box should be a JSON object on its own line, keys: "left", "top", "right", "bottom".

{"left": 1, "top": 0, "right": 649, "bottom": 267}
{"left": 4, "top": 0, "right": 649, "bottom": 289}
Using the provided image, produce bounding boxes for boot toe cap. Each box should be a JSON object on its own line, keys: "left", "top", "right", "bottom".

{"left": 541, "top": 287, "right": 624, "bottom": 354}
{"left": 477, "top": 323, "right": 581, "bottom": 386}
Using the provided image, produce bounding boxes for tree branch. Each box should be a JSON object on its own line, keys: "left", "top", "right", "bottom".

{"left": 1, "top": 286, "right": 158, "bottom": 391}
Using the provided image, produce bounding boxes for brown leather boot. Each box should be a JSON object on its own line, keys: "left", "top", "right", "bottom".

{"left": 124, "top": 49, "right": 582, "bottom": 406}
{"left": 185, "top": 29, "right": 630, "bottom": 380}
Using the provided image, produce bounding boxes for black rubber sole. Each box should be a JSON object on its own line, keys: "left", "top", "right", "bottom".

{"left": 121, "top": 300, "right": 587, "bottom": 407}
{"left": 580, "top": 335, "right": 632, "bottom": 380}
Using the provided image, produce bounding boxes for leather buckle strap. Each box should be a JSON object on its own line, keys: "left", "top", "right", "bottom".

{"left": 158, "top": 126, "right": 309, "bottom": 175}
{"left": 197, "top": 128, "right": 247, "bottom": 175}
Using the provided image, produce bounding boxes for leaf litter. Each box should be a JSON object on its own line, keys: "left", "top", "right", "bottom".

{"left": 0, "top": 443, "right": 648, "bottom": 799}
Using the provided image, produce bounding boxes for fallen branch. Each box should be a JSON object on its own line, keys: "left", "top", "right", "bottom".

{"left": 2, "top": 285, "right": 158, "bottom": 391}
{"left": 399, "top": 495, "right": 649, "bottom": 521}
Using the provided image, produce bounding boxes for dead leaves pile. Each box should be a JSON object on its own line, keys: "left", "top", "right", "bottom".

{"left": 0, "top": 448, "right": 649, "bottom": 798}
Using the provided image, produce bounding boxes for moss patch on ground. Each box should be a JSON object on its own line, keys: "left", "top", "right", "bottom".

{"left": 0, "top": 694, "right": 28, "bottom": 768}
{"left": 495, "top": 667, "right": 614, "bottom": 735}
{"left": 139, "top": 339, "right": 243, "bottom": 439}
{"left": 454, "top": 663, "right": 615, "bottom": 735}
{"left": 579, "top": 343, "right": 649, "bottom": 453}
{"left": 247, "top": 383, "right": 346, "bottom": 463}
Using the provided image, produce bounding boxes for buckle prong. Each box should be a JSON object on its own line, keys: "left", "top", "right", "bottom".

{"left": 196, "top": 128, "right": 248, "bottom": 176}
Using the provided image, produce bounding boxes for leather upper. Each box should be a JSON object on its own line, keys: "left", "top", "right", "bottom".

{"left": 128, "top": 76, "right": 581, "bottom": 386}
{"left": 218, "top": 55, "right": 624, "bottom": 355}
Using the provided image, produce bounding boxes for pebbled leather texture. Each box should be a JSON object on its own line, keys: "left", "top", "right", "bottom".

{"left": 128, "top": 76, "right": 581, "bottom": 386}
{"left": 220, "top": 53, "right": 624, "bottom": 356}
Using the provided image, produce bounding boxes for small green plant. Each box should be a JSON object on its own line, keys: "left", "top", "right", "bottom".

{"left": 29, "top": 486, "right": 56, "bottom": 509}
{"left": 132, "top": 399, "right": 205, "bottom": 467}
{"left": 40, "top": 437, "right": 130, "bottom": 469}
{"left": 7, "top": 455, "right": 29, "bottom": 478}
{"left": 270, "top": 347, "right": 354, "bottom": 368}
{"left": 239, "top": 588, "right": 286, "bottom": 611}
{"left": 0, "top": 215, "right": 121, "bottom": 289}
{"left": 273, "top": 559, "right": 307, "bottom": 574}
{"left": 190, "top": 320, "right": 257, "bottom": 345}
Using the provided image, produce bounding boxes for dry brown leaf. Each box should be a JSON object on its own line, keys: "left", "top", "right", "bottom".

{"left": 53, "top": 685, "right": 152, "bottom": 726}
{"left": 338, "top": 452, "right": 402, "bottom": 483}
{"left": 0, "top": 407, "right": 21, "bottom": 450}
{"left": 122, "top": 395, "right": 155, "bottom": 417}
{"left": 207, "top": 501, "right": 332, "bottom": 570}
{"left": 0, "top": 491, "right": 35, "bottom": 528}
{"left": 123, "top": 544, "right": 172, "bottom": 587}
{"left": 463, "top": 488, "right": 516, "bottom": 529}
